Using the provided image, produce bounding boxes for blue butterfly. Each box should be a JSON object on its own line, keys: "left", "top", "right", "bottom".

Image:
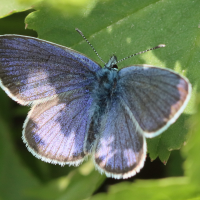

{"left": 0, "top": 29, "right": 191, "bottom": 179}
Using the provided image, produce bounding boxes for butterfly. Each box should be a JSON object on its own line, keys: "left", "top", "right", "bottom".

{"left": 0, "top": 29, "right": 191, "bottom": 179}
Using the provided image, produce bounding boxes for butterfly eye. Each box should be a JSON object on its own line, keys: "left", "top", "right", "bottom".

{"left": 111, "top": 64, "right": 118, "bottom": 69}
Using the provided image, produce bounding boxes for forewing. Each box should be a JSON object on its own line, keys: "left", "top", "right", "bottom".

{"left": 118, "top": 65, "right": 191, "bottom": 137}
{"left": 94, "top": 99, "right": 146, "bottom": 179}
{"left": 0, "top": 35, "right": 100, "bottom": 105}
{"left": 23, "top": 89, "right": 94, "bottom": 166}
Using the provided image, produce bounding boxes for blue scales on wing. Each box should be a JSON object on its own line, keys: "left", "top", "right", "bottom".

{"left": 23, "top": 89, "right": 93, "bottom": 165}
{"left": 0, "top": 35, "right": 100, "bottom": 105}
{"left": 118, "top": 65, "right": 191, "bottom": 138}
{"left": 93, "top": 98, "right": 146, "bottom": 179}
{"left": 0, "top": 35, "right": 101, "bottom": 164}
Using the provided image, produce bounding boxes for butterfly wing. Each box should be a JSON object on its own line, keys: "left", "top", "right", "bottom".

{"left": 118, "top": 65, "right": 192, "bottom": 137}
{"left": 23, "top": 88, "right": 94, "bottom": 165}
{"left": 93, "top": 98, "right": 146, "bottom": 179}
{"left": 0, "top": 35, "right": 100, "bottom": 105}
{"left": 0, "top": 35, "right": 100, "bottom": 164}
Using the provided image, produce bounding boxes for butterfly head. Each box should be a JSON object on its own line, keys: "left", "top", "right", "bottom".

{"left": 104, "top": 55, "right": 118, "bottom": 70}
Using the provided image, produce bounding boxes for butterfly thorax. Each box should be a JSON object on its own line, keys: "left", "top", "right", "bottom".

{"left": 91, "top": 55, "right": 119, "bottom": 107}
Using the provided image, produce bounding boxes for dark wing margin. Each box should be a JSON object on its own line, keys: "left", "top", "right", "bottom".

{"left": 93, "top": 98, "right": 146, "bottom": 179}
{"left": 0, "top": 35, "right": 100, "bottom": 105}
{"left": 118, "top": 65, "right": 191, "bottom": 138}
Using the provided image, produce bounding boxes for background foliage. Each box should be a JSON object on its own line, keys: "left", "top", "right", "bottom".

{"left": 0, "top": 0, "right": 199, "bottom": 199}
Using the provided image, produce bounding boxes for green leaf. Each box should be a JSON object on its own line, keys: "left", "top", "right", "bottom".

{"left": 25, "top": 161, "right": 105, "bottom": 200}
{"left": 0, "top": 2, "right": 199, "bottom": 200}
{"left": 0, "top": 10, "right": 37, "bottom": 36}
{"left": 147, "top": 113, "right": 190, "bottom": 163}
{"left": 0, "top": 0, "right": 36, "bottom": 18}
{"left": 25, "top": 0, "right": 199, "bottom": 162}
{"left": 88, "top": 177, "right": 199, "bottom": 200}
{"left": 0, "top": 92, "right": 40, "bottom": 200}
{"left": 183, "top": 94, "right": 200, "bottom": 187}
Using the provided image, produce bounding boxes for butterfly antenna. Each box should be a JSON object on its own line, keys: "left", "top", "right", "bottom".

{"left": 75, "top": 28, "right": 106, "bottom": 64}
{"left": 117, "top": 44, "right": 166, "bottom": 63}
